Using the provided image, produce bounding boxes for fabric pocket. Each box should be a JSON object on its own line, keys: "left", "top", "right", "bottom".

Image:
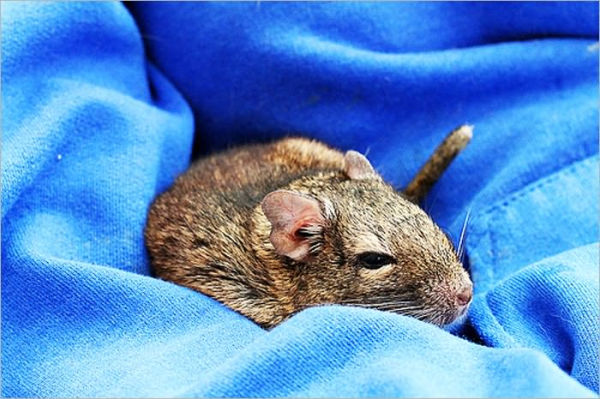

{"left": 467, "top": 155, "right": 598, "bottom": 294}
{"left": 465, "top": 155, "right": 599, "bottom": 393}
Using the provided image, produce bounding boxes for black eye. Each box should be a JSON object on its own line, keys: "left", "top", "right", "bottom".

{"left": 357, "top": 252, "right": 396, "bottom": 270}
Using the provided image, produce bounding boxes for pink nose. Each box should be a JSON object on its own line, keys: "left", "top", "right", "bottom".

{"left": 456, "top": 284, "right": 473, "bottom": 306}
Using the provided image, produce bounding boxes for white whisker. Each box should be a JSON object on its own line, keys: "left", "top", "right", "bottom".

{"left": 457, "top": 208, "right": 471, "bottom": 262}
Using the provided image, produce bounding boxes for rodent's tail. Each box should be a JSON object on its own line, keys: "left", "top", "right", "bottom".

{"left": 403, "top": 125, "right": 473, "bottom": 204}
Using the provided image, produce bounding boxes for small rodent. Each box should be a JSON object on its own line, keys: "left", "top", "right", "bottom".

{"left": 145, "top": 126, "right": 473, "bottom": 329}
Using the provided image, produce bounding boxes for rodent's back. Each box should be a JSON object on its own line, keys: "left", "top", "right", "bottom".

{"left": 175, "top": 138, "right": 344, "bottom": 191}
{"left": 144, "top": 138, "right": 347, "bottom": 325}
{"left": 147, "top": 139, "right": 345, "bottom": 253}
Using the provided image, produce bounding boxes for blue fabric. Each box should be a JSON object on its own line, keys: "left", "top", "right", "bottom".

{"left": 2, "top": 1, "right": 598, "bottom": 397}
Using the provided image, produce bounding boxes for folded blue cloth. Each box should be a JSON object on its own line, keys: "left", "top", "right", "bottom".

{"left": 2, "top": 2, "right": 598, "bottom": 397}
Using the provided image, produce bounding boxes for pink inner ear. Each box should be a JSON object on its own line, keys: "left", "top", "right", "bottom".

{"left": 261, "top": 190, "right": 324, "bottom": 261}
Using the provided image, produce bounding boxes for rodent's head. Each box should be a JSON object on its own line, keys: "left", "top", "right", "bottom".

{"left": 259, "top": 151, "right": 472, "bottom": 327}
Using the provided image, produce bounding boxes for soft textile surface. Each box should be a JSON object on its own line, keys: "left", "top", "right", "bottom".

{"left": 2, "top": 2, "right": 599, "bottom": 397}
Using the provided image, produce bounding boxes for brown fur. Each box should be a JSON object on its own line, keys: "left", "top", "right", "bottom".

{"left": 145, "top": 137, "right": 472, "bottom": 328}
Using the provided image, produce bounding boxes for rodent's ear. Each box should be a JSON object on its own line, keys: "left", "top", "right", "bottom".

{"left": 261, "top": 190, "right": 325, "bottom": 262}
{"left": 344, "top": 151, "right": 380, "bottom": 180}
